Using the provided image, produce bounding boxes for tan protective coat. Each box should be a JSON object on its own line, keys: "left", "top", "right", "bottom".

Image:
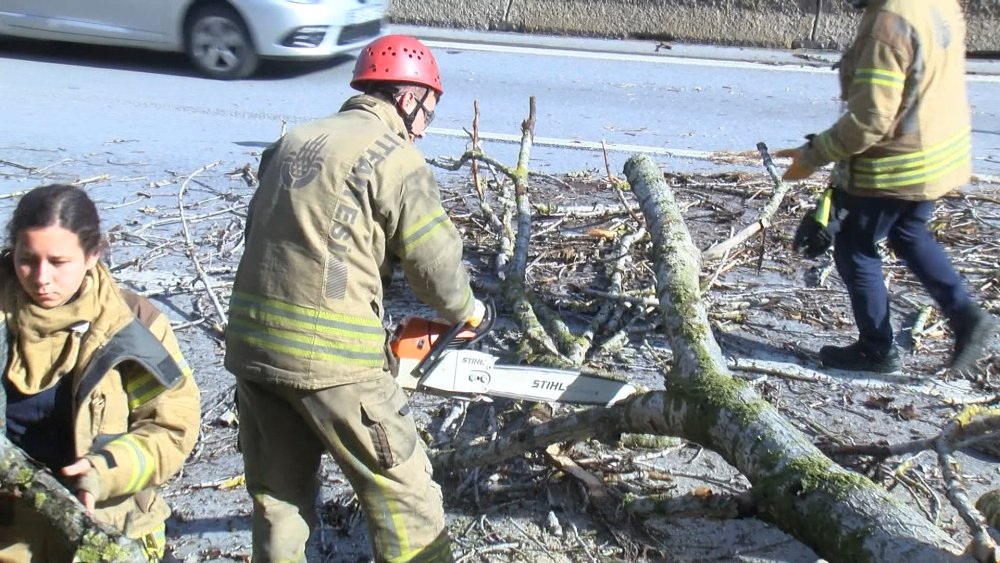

{"left": 0, "top": 262, "right": 201, "bottom": 558}
{"left": 225, "top": 95, "right": 475, "bottom": 389}
{"left": 801, "top": 0, "right": 972, "bottom": 200}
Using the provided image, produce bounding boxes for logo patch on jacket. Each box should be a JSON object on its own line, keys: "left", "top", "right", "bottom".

{"left": 280, "top": 134, "right": 328, "bottom": 190}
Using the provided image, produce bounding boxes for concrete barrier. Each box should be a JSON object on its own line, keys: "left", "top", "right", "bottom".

{"left": 388, "top": 0, "right": 1000, "bottom": 54}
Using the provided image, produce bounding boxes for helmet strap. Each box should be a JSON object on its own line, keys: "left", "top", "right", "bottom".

{"left": 396, "top": 89, "right": 432, "bottom": 135}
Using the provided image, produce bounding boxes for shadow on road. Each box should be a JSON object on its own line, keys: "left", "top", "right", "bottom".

{"left": 0, "top": 38, "right": 355, "bottom": 80}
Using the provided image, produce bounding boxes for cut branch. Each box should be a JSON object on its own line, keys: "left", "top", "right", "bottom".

{"left": 702, "top": 142, "right": 792, "bottom": 261}
{"left": 0, "top": 435, "right": 148, "bottom": 562}
{"left": 177, "top": 162, "right": 228, "bottom": 333}
{"left": 501, "top": 97, "right": 567, "bottom": 362}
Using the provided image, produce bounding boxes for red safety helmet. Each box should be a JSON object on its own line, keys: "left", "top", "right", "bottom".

{"left": 351, "top": 35, "right": 443, "bottom": 96}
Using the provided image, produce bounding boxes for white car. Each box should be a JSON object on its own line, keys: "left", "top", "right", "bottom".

{"left": 0, "top": 0, "right": 386, "bottom": 79}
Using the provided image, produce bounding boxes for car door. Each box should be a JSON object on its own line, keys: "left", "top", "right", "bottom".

{"left": 0, "top": 0, "right": 176, "bottom": 44}
{"left": 0, "top": 0, "right": 69, "bottom": 35}
{"left": 64, "top": 0, "right": 181, "bottom": 43}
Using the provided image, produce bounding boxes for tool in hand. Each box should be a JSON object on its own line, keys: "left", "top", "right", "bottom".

{"left": 391, "top": 302, "right": 637, "bottom": 406}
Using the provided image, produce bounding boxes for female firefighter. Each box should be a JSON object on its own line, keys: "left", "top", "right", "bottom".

{"left": 0, "top": 184, "right": 200, "bottom": 562}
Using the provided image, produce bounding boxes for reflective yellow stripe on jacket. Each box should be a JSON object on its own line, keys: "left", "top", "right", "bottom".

{"left": 105, "top": 434, "right": 156, "bottom": 494}
{"left": 228, "top": 291, "right": 385, "bottom": 367}
{"left": 125, "top": 356, "right": 190, "bottom": 410}
{"left": 400, "top": 207, "right": 452, "bottom": 257}
{"left": 852, "top": 67, "right": 906, "bottom": 89}
{"left": 814, "top": 130, "right": 850, "bottom": 162}
{"left": 852, "top": 128, "right": 972, "bottom": 189}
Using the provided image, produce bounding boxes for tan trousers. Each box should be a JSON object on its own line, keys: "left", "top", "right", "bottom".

{"left": 0, "top": 498, "right": 164, "bottom": 562}
{"left": 236, "top": 374, "right": 453, "bottom": 563}
{"left": 0, "top": 500, "right": 75, "bottom": 563}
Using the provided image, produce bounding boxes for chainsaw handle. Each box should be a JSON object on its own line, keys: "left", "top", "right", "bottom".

{"left": 465, "top": 299, "right": 495, "bottom": 346}
{"left": 414, "top": 299, "right": 495, "bottom": 377}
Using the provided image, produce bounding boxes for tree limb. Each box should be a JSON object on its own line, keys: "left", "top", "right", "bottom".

{"left": 702, "top": 143, "right": 792, "bottom": 261}
{"left": 0, "top": 435, "right": 147, "bottom": 562}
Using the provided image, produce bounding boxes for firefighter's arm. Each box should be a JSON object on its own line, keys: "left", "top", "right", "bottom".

{"left": 381, "top": 152, "right": 475, "bottom": 324}
{"left": 244, "top": 140, "right": 282, "bottom": 239}
{"left": 800, "top": 15, "right": 911, "bottom": 169}
{"left": 80, "top": 313, "right": 201, "bottom": 502}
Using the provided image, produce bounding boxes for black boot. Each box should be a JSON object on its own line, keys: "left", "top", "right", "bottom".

{"left": 819, "top": 341, "right": 901, "bottom": 373}
{"left": 950, "top": 304, "right": 997, "bottom": 372}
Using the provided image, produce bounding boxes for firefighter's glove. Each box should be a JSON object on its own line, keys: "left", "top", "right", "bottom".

{"left": 465, "top": 299, "right": 487, "bottom": 328}
{"left": 793, "top": 212, "right": 834, "bottom": 258}
{"left": 62, "top": 458, "right": 100, "bottom": 511}
{"left": 774, "top": 147, "right": 817, "bottom": 181}
{"left": 793, "top": 188, "right": 846, "bottom": 259}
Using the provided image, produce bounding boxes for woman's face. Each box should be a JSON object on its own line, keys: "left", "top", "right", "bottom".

{"left": 14, "top": 225, "right": 98, "bottom": 308}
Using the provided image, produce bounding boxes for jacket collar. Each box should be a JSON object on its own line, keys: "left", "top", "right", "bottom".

{"left": 340, "top": 94, "right": 409, "bottom": 141}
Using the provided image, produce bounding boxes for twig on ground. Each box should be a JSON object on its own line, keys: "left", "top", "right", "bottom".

{"left": 701, "top": 143, "right": 791, "bottom": 261}
{"left": 177, "top": 162, "right": 228, "bottom": 333}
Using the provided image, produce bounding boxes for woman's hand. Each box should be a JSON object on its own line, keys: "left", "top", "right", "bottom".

{"left": 61, "top": 458, "right": 97, "bottom": 513}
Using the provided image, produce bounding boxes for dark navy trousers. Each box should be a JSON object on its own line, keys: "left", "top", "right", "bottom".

{"left": 832, "top": 192, "right": 973, "bottom": 355}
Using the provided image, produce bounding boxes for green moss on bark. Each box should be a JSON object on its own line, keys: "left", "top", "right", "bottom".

{"left": 13, "top": 467, "right": 34, "bottom": 486}
{"left": 753, "top": 453, "right": 880, "bottom": 562}
{"left": 74, "top": 532, "right": 132, "bottom": 563}
{"left": 665, "top": 368, "right": 768, "bottom": 438}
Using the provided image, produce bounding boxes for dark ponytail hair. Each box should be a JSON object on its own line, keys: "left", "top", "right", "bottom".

{"left": 7, "top": 184, "right": 103, "bottom": 256}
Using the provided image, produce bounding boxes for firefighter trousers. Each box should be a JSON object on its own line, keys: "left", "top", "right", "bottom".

{"left": 235, "top": 374, "right": 453, "bottom": 563}
{"left": 0, "top": 496, "right": 166, "bottom": 562}
{"left": 833, "top": 192, "right": 973, "bottom": 355}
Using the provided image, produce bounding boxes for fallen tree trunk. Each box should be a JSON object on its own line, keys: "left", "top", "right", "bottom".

{"left": 431, "top": 155, "right": 973, "bottom": 562}
{"left": 625, "top": 155, "right": 977, "bottom": 561}
{"left": 0, "top": 435, "right": 147, "bottom": 562}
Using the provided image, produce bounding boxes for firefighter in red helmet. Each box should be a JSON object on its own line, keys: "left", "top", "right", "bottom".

{"left": 225, "top": 34, "right": 483, "bottom": 562}
{"left": 351, "top": 34, "right": 444, "bottom": 140}
{"left": 351, "top": 35, "right": 444, "bottom": 138}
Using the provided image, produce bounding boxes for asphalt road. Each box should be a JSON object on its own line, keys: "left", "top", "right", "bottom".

{"left": 2, "top": 25, "right": 999, "bottom": 191}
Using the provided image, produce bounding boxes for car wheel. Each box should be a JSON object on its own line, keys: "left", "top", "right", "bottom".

{"left": 185, "top": 5, "right": 258, "bottom": 79}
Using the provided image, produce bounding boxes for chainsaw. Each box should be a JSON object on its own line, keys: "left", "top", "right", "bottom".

{"left": 390, "top": 302, "right": 637, "bottom": 407}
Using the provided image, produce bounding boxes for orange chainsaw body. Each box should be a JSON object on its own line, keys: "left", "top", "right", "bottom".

{"left": 390, "top": 317, "right": 479, "bottom": 362}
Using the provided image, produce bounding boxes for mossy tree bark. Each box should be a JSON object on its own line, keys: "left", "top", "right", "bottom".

{"left": 430, "top": 155, "right": 974, "bottom": 563}
{"left": 0, "top": 435, "right": 147, "bottom": 562}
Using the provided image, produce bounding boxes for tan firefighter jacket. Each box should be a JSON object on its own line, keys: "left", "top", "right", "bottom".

{"left": 0, "top": 260, "right": 201, "bottom": 539}
{"left": 800, "top": 0, "right": 971, "bottom": 200}
{"left": 225, "top": 94, "right": 476, "bottom": 389}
